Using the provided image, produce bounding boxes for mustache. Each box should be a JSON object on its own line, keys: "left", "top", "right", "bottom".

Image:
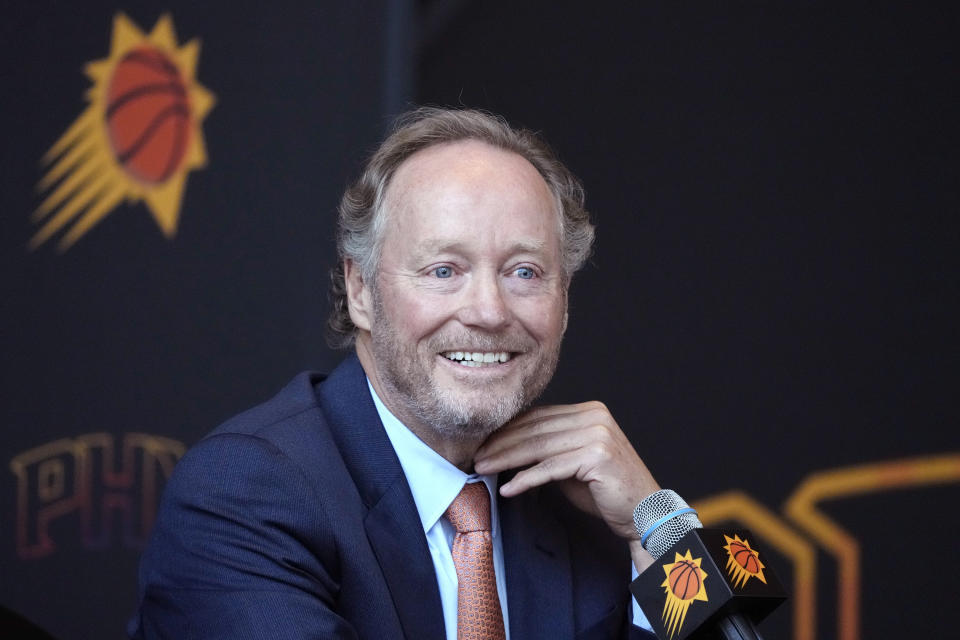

{"left": 426, "top": 331, "right": 534, "bottom": 353}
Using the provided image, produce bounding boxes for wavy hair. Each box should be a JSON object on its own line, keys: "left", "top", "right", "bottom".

{"left": 328, "top": 107, "right": 594, "bottom": 348}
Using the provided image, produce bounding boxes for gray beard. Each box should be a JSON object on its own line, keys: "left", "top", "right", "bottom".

{"left": 369, "top": 290, "right": 560, "bottom": 444}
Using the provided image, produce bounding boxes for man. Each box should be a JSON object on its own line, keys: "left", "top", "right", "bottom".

{"left": 130, "top": 108, "right": 664, "bottom": 639}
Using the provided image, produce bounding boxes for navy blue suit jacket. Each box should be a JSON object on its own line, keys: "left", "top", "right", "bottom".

{"left": 130, "top": 355, "right": 654, "bottom": 639}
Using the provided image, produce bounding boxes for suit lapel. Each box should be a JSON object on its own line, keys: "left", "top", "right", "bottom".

{"left": 500, "top": 488, "right": 575, "bottom": 640}
{"left": 317, "top": 355, "right": 446, "bottom": 639}
{"left": 364, "top": 480, "right": 446, "bottom": 639}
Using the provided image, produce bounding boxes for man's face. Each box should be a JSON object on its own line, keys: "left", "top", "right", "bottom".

{"left": 350, "top": 139, "right": 568, "bottom": 449}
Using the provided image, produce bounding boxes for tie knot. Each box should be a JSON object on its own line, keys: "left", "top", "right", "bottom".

{"left": 445, "top": 482, "right": 491, "bottom": 533}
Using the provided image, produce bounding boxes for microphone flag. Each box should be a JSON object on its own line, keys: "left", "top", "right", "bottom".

{"left": 630, "top": 528, "right": 787, "bottom": 640}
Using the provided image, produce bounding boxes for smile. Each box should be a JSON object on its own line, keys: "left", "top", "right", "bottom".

{"left": 441, "top": 351, "right": 512, "bottom": 367}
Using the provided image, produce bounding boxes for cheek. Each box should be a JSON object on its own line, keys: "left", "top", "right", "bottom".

{"left": 380, "top": 288, "right": 451, "bottom": 339}
{"left": 514, "top": 295, "right": 567, "bottom": 342}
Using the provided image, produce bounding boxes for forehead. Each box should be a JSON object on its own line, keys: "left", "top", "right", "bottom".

{"left": 382, "top": 139, "right": 560, "bottom": 247}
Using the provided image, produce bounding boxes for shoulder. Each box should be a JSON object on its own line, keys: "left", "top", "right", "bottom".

{"left": 143, "top": 368, "right": 356, "bottom": 586}
{"left": 170, "top": 365, "right": 361, "bottom": 506}
{"left": 210, "top": 371, "right": 329, "bottom": 440}
{"left": 206, "top": 354, "right": 372, "bottom": 446}
{"left": 163, "top": 357, "right": 379, "bottom": 523}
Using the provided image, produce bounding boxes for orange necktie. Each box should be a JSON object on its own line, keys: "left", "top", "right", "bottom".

{"left": 445, "top": 482, "right": 507, "bottom": 640}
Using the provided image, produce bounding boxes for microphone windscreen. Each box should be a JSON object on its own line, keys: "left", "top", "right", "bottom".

{"left": 633, "top": 489, "right": 703, "bottom": 559}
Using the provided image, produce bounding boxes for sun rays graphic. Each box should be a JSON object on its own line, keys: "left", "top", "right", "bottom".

{"left": 660, "top": 549, "right": 709, "bottom": 639}
{"left": 723, "top": 533, "right": 767, "bottom": 588}
{"left": 31, "top": 12, "right": 215, "bottom": 251}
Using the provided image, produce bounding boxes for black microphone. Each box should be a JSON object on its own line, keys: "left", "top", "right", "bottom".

{"left": 629, "top": 490, "right": 787, "bottom": 640}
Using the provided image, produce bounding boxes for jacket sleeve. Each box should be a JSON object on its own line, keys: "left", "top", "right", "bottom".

{"left": 128, "top": 432, "right": 356, "bottom": 639}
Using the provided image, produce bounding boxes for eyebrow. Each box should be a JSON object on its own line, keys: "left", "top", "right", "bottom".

{"left": 416, "top": 239, "right": 548, "bottom": 258}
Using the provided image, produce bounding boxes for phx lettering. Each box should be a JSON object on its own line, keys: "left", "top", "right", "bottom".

{"left": 9, "top": 432, "right": 184, "bottom": 559}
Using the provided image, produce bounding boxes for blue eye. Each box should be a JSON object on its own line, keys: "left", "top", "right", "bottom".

{"left": 515, "top": 267, "right": 535, "bottom": 279}
{"left": 433, "top": 266, "right": 453, "bottom": 278}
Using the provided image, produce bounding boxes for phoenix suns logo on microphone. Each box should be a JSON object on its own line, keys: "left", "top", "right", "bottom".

{"left": 723, "top": 533, "right": 767, "bottom": 588}
{"left": 30, "top": 12, "right": 215, "bottom": 251}
{"left": 660, "top": 549, "right": 709, "bottom": 639}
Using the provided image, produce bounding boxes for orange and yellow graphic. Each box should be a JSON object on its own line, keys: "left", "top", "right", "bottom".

{"left": 660, "top": 549, "right": 709, "bottom": 639}
{"left": 31, "top": 12, "right": 215, "bottom": 251}
{"left": 695, "top": 452, "right": 960, "bottom": 640}
{"left": 722, "top": 533, "right": 767, "bottom": 588}
{"left": 9, "top": 432, "right": 185, "bottom": 558}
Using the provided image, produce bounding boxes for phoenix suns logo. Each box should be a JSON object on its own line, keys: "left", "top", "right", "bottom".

{"left": 660, "top": 549, "right": 709, "bottom": 639}
{"left": 723, "top": 533, "right": 767, "bottom": 587}
{"left": 31, "top": 13, "right": 215, "bottom": 251}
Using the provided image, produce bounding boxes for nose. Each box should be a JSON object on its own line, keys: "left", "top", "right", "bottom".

{"left": 456, "top": 271, "right": 510, "bottom": 331}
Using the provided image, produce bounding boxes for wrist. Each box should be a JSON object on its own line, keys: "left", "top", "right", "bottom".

{"left": 629, "top": 539, "right": 654, "bottom": 573}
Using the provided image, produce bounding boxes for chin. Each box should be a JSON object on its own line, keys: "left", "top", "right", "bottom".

{"left": 423, "top": 388, "right": 527, "bottom": 442}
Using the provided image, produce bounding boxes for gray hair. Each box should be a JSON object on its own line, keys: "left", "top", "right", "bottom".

{"left": 327, "top": 107, "right": 594, "bottom": 348}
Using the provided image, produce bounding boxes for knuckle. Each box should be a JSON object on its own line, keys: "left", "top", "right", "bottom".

{"left": 582, "top": 400, "right": 608, "bottom": 413}
{"left": 588, "top": 441, "right": 614, "bottom": 460}
{"left": 585, "top": 406, "right": 611, "bottom": 424}
{"left": 587, "top": 423, "right": 612, "bottom": 442}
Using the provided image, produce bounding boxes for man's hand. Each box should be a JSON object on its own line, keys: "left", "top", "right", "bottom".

{"left": 473, "top": 402, "right": 660, "bottom": 554}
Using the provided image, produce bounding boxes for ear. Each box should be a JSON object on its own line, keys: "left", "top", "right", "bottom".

{"left": 344, "top": 258, "right": 374, "bottom": 332}
{"left": 560, "top": 284, "right": 570, "bottom": 335}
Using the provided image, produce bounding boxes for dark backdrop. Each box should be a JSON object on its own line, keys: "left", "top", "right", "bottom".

{"left": 2, "top": 2, "right": 956, "bottom": 639}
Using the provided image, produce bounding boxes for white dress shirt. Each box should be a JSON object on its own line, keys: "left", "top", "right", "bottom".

{"left": 367, "top": 380, "right": 652, "bottom": 638}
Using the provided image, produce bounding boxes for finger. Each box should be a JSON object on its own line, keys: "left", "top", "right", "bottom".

{"left": 478, "top": 417, "right": 605, "bottom": 463}
{"left": 503, "top": 401, "right": 608, "bottom": 431}
{"left": 474, "top": 424, "right": 609, "bottom": 474}
{"left": 478, "top": 404, "right": 617, "bottom": 458}
{"left": 498, "top": 447, "right": 606, "bottom": 497}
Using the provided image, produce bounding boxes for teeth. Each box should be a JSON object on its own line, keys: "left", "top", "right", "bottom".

{"left": 442, "top": 351, "right": 512, "bottom": 365}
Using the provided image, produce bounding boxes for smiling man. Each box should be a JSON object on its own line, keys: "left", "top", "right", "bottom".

{"left": 349, "top": 138, "right": 566, "bottom": 466}
{"left": 131, "top": 108, "right": 665, "bottom": 639}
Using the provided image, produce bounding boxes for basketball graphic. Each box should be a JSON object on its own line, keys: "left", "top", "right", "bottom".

{"left": 31, "top": 13, "right": 215, "bottom": 251}
{"left": 660, "top": 550, "right": 709, "bottom": 639}
{"left": 106, "top": 46, "right": 192, "bottom": 184}
{"left": 723, "top": 534, "right": 767, "bottom": 587}
{"left": 667, "top": 559, "right": 703, "bottom": 601}
{"left": 730, "top": 540, "right": 761, "bottom": 573}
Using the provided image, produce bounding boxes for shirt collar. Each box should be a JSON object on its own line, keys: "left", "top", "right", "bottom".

{"left": 367, "top": 378, "right": 499, "bottom": 535}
